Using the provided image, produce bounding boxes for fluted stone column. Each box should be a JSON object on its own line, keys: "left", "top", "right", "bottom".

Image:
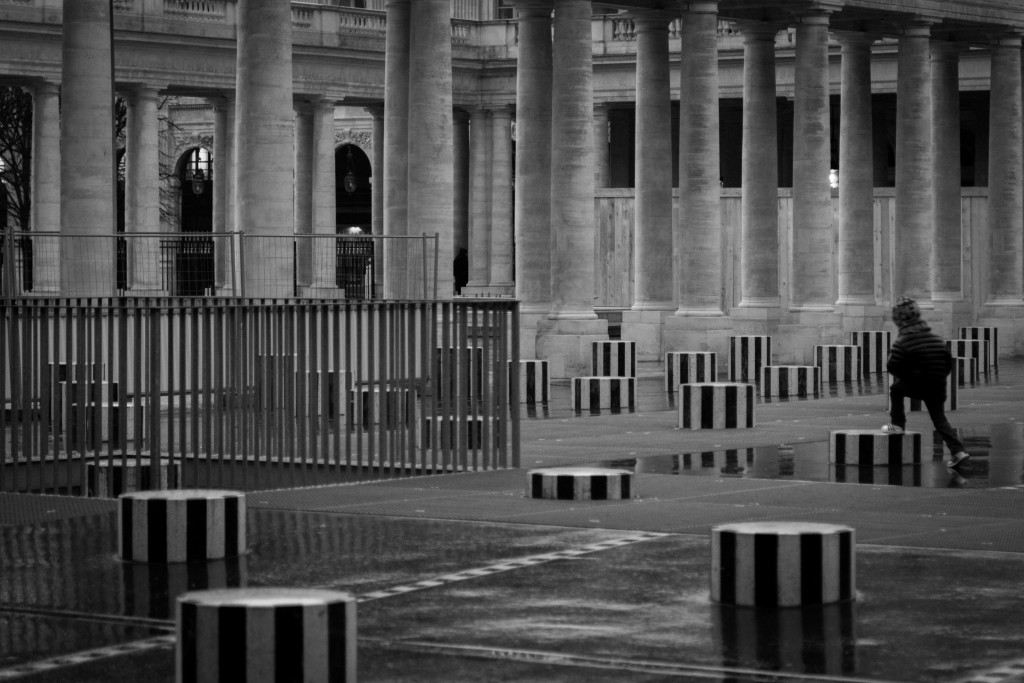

{"left": 235, "top": 0, "right": 295, "bottom": 297}
{"left": 624, "top": 12, "right": 674, "bottom": 359}
{"left": 30, "top": 81, "right": 60, "bottom": 292}
{"left": 931, "top": 41, "right": 963, "bottom": 303}
{"left": 512, "top": 1, "right": 553, "bottom": 357}
{"left": 368, "top": 105, "right": 384, "bottom": 297}
{"left": 894, "top": 22, "right": 934, "bottom": 303}
{"left": 791, "top": 10, "right": 834, "bottom": 311}
{"left": 836, "top": 33, "right": 876, "bottom": 310}
{"left": 294, "top": 101, "right": 314, "bottom": 288}
{"left": 675, "top": 1, "right": 722, "bottom": 317}
{"left": 594, "top": 104, "right": 610, "bottom": 188}
{"left": 986, "top": 34, "right": 1023, "bottom": 305}
{"left": 536, "top": 0, "right": 607, "bottom": 377}
{"left": 408, "top": 0, "right": 454, "bottom": 298}
{"left": 738, "top": 23, "right": 781, "bottom": 316}
{"left": 383, "top": 0, "right": 411, "bottom": 299}
{"left": 453, "top": 109, "right": 470, "bottom": 257}
{"left": 664, "top": 1, "right": 728, "bottom": 355}
{"left": 489, "top": 106, "right": 515, "bottom": 291}
{"left": 466, "top": 107, "right": 491, "bottom": 290}
{"left": 60, "top": 0, "right": 116, "bottom": 296}
{"left": 309, "top": 99, "right": 338, "bottom": 293}
{"left": 211, "top": 97, "right": 232, "bottom": 292}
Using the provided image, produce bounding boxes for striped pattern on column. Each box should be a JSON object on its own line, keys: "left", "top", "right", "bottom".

{"left": 119, "top": 490, "right": 246, "bottom": 563}
{"left": 728, "top": 335, "right": 771, "bottom": 383}
{"left": 760, "top": 365, "right": 820, "bottom": 399}
{"left": 592, "top": 340, "right": 637, "bottom": 377}
{"left": 87, "top": 458, "right": 180, "bottom": 499}
{"left": 123, "top": 558, "right": 245, "bottom": 620}
{"left": 946, "top": 339, "right": 989, "bottom": 375}
{"left": 850, "top": 331, "right": 891, "bottom": 376}
{"left": 346, "top": 385, "right": 415, "bottom": 431}
{"left": 665, "top": 351, "right": 717, "bottom": 392}
{"left": 814, "top": 345, "right": 861, "bottom": 383}
{"left": 571, "top": 377, "right": 636, "bottom": 412}
{"left": 510, "top": 359, "right": 549, "bottom": 404}
{"left": 711, "top": 522, "right": 856, "bottom": 607}
{"left": 893, "top": 362, "right": 959, "bottom": 412}
{"left": 959, "top": 326, "right": 998, "bottom": 369}
{"left": 527, "top": 467, "right": 633, "bottom": 500}
{"left": 829, "top": 430, "right": 922, "bottom": 466}
{"left": 954, "top": 356, "right": 979, "bottom": 386}
{"left": 678, "top": 383, "right": 755, "bottom": 429}
{"left": 421, "top": 415, "right": 501, "bottom": 450}
{"left": 176, "top": 588, "right": 356, "bottom": 683}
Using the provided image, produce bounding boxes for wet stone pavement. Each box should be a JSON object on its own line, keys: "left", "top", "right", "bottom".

{"left": 2, "top": 360, "right": 1024, "bottom": 682}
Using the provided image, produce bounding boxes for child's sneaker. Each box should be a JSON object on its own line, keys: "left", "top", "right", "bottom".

{"left": 881, "top": 423, "right": 904, "bottom": 434}
{"left": 947, "top": 452, "right": 971, "bottom": 468}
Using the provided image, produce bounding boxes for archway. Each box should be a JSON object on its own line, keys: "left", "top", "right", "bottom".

{"left": 335, "top": 143, "right": 372, "bottom": 232}
{"left": 171, "top": 147, "right": 214, "bottom": 295}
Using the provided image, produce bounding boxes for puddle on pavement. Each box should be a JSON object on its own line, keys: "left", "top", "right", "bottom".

{"left": 591, "top": 422, "right": 1024, "bottom": 489}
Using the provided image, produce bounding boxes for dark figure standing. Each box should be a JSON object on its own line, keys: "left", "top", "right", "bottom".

{"left": 883, "top": 296, "right": 970, "bottom": 468}
{"left": 453, "top": 247, "right": 468, "bottom": 295}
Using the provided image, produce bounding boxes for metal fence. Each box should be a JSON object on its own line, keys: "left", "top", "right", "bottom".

{"left": 0, "top": 231, "right": 438, "bottom": 300}
{"left": 1, "top": 297, "right": 519, "bottom": 497}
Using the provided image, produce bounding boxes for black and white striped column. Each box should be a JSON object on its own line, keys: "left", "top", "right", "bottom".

{"left": 829, "top": 430, "right": 922, "bottom": 467}
{"left": 571, "top": 377, "right": 636, "bottom": 412}
{"left": 592, "top": 340, "right": 636, "bottom": 377}
{"left": 760, "top": 366, "right": 820, "bottom": 399}
{"left": 119, "top": 490, "right": 246, "bottom": 563}
{"left": 678, "top": 383, "right": 755, "bottom": 429}
{"left": 665, "top": 351, "right": 717, "bottom": 392}
{"left": 510, "top": 359, "right": 549, "bottom": 404}
{"left": 850, "top": 331, "right": 891, "bottom": 376}
{"left": 527, "top": 467, "right": 633, "bottom": 500}
{"left": 954, "top": 356, "right": 979, "bottom": 386}
{"left": 959, "top": 326, "right": 998, "bottom": 370}
{"left": 946, "top": 339, "right": 990, "bottom": 376}
{"left": 711, "top": 522, "right": 856, "bottom": 607}
{"left": 814, "top": 345, "right": 861, "bottom": 383}
{"left": 87, "top": 458, "right": 179, "bottom": 498}
{"left": 176, "top": 587, "right": 356, "bottom": 683}
{"left": 728, "top": 335, "right": 771, "bottom": 383}
{"left": 421, "top": 415, "right": 501, "bottom": 450}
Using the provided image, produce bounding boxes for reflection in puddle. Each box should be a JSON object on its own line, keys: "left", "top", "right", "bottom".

{"left": 121, "top": 557, "right": 247, "bottom": 620}
{"left": 595, "top": 423, "right": 1024, "bottom": 489}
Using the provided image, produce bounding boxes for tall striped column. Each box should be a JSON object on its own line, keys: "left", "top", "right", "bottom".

{"left": 711, "top": 522, "right": 856, "bottom": 607}
{"left": 119, "top": 490, "right": 246, "bottom": 564}
{"left": 176, "top": 588, "right": 356, "bottom": 683}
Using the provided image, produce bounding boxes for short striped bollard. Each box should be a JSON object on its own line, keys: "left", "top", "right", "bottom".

{"left": 119, "top": 490, "right": 246, "bottom": 563}
{"left": 947, "top": 339, "right": 990, "bottom": 376}
{"left": 728, "top": 335, "right": 771, "bottom": 383}
{"left": 592, "top": 340, "right": 636, "bottom": 377}
{"left": 665, "top": 351, "right": 717, "bottom": 392}
{"left": 850, "top": 331, "right": 891, "bottom": 376}
{"left": 829, "top": 430, "right": 922, "bottom": 467}
{"left": 814, "top": 345, "right": 861, "bottom": 383}
{"left": 959, "top": 326, "right": 998, "bottom": 370}
{"left": 678, "top": 383, "right": 755, "bottom": 429}
{"left": 571, "top": 376, "right": 636, "bottom": 412}
{"left": 176, "top": 588, "right": 356, "bottom": 683}
{"left": 954, "top": 356, "right": 979, "bottom": 386}
{"left": 510, "top": 359, "right": 549, "bottom": 404}
{"left": 760, "top": 366, "right": 820, "bottom": 399}
{"left": 711, "top": 521, "right": 856, "bottom": 607}
{"left": 528, "top": 467, "right": 633, "bottom": 500}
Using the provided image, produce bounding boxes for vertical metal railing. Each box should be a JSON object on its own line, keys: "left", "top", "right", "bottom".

{"left": 1, "top": 297, "right": 519, "bottom": 496}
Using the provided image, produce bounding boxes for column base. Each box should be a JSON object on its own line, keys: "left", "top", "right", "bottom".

{"left": 775, "top": 310, "right": 845, "bottom": 365}
{"left": 621, "top": 308, "right": 673, "bottom": 361}
{"left": 535, "top": 318, "right": 609, "bottom": 378}
{"left": 835, "top": 302, "right": 888, "bottom": 335}
{"left": 517, "top": 309, "right": 549, "bottom": 360}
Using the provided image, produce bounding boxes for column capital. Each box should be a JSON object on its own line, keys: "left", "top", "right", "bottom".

{"left": 363, "top": 103, "right": 384, "bottom": 119}
{"left": 736, "top": 20, "right": 783, "bottom": 43}
{"left": 990, "top": 32, "right": 1023, "bottom": 49}
{"left": 384, "top": 0, "right": 410, "bottom": 8}
{"left": 681, "top": 1, "right": 717, "bottom": 15}
{"left": 467, "top": 106, "right": 490, "bottom": 120}
{"left": 29, "top": 79, "right": 61, "bottom": 96}
{"left": 508, "top": 0, "right": 552, "bottom": 16}
{"left": 930, "top": 39, "right": 962, "bottom": 58}
{"left": 488, "top": 104, "right": 515, "bottom": 119}
{"left": 628, "top": 10, "right": 675, "bottom": 31}
{"left": 899, "top": 20, "right": 933, "bottom": 38}
{"left": 833, "top": 30, "right": 877, "bottom": 49}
